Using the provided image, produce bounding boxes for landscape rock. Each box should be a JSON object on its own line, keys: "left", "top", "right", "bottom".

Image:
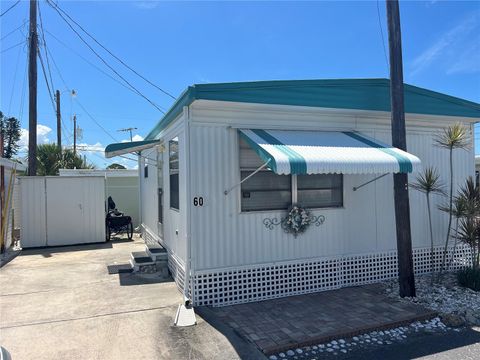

{"left": 440, "top": 313, "right": 466, "bottom": 328}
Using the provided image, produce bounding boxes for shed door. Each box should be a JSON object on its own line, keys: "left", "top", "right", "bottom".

{"left": 45, "top": 177, "right": 105, "bottom": 246}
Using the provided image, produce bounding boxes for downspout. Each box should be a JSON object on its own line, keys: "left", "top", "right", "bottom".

{"left": 138, "top": 152, "right": 143, "bottom": 231}
{"left": 184, "top": 104, "right": 193, "bottom": 305}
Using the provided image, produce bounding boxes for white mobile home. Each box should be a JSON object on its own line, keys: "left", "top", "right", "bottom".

{"left": 105, "top": 79, "right": 480, "bottom": 307}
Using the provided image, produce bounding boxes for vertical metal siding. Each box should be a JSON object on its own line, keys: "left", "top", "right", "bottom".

{"left": 19, "top": 177, "right": 105, "bottom": 248}
{"left": 189, "top": 124, "right": 474, "bottom": 271}
{"left": 19, "top": 177, "right": 47, "bottom": 248}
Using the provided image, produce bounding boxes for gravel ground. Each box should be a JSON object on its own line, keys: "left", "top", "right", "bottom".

{"left": 385, "top": 273, "right": 480, "bottom": 326}
{"left": 271, "top": 273, "right": 480, "bottom": 360}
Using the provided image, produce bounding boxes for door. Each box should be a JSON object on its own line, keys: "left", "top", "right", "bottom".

{"left": 45, "top": 177, "right": 105, "bottom": 246}
{"left": 157, "top": 149, "right": 164, "bottom": 240}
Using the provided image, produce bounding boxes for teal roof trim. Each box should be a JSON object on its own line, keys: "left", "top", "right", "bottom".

{"left": 145, "top": 79, "right": 480, "bottom": 140}
{"left": 105, "top": 139, "right": 159, "bottom": 158}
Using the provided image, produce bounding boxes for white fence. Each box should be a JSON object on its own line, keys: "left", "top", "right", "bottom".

{"left": 19, "top": 176, "right": 106, "bottom": 248}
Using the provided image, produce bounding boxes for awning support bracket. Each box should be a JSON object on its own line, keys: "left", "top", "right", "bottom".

{"left": 353, "top": 173, "right": 389, "bottom": 191}
{"left": 224, "top": 159, "right": 271, "bottom": 196}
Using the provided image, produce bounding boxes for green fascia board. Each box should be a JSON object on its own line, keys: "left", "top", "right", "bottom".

{"left": 105, "top": 139, "right": 159, "bottom": 158}
{"left": 145, "top": 78, "right": 480, "bottom": 140}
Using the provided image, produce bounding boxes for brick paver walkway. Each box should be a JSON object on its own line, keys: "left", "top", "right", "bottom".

{"left": 198, "top": 284, "right": 436, "bottom": 354}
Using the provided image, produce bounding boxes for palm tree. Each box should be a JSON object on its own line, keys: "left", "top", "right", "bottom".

{"left": 35, "top": 143, "right": 95, "bottom": 176}
{"left": 454, "top": 177, "right": 480, "bottom": 269}
{"left": 435, "top": 123, "right": 469, "bottom": 275}
{"left": 411, "top": 167, "right": 445, "bottom": 285}
{"left": 444, "top": 196, "right": 468, "bottom": 270}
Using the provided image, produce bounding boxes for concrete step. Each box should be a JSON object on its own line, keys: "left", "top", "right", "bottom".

{"left": 145, "top": 243, "right": 168, "bottom": 262}
{"left": 131, "top": 251, "right": 155, "bottom": 265}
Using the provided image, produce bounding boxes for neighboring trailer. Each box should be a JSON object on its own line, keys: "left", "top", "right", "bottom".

{"left": 106, "top": 79, "right": 480, "bottom": 306}
{"left": 19, "top": 176, "right": 105, "bottom": 248}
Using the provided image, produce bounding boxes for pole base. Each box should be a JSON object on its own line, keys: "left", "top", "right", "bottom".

{"left": 173, "top": 304, "right": 197, "bottom": 327}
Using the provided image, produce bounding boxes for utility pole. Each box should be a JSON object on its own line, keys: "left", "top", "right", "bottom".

{"left": 386, "top": 0, "right": 416, "bottom": 297}
{"left": 28, "top": 0, "right": 38, "bottom": 176}
{"left": 117, "top": 127, "right": 138, "bottom": 142}
{"left": 56, "top": 90, "right": 61, "bottom": 149}
{"left": 73, "top": 115, "right": 77, "bottom": 155}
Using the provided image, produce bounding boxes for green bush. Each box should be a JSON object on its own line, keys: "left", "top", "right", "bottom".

{"left": 457, "top": 267, "right": 480, "bottom": 291}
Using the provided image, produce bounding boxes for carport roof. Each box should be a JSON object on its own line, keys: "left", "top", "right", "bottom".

{"left": 145, "top": 78, "right": 480, "bottom": 140}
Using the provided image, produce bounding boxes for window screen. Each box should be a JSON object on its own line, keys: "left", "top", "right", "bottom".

{"left": 297, "top": 174, "right": 343, "bottom": 208}
{"left": 241, "top": 171, "right": 291, "bottom": 211}
{"left": 169, "top": 137, "right": 179, "bottom": 210}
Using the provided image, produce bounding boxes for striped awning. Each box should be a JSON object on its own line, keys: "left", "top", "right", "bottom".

{"left": 105, "top": 139, "right": 159, "bottom": 158}
{"left": 239, "top": 129, "right": 421, "bottom": 175}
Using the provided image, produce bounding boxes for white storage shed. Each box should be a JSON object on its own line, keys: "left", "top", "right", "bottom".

{"left": 59, "top": 169, "right": 140, "bottom": 227}
{"left": 106, "top": 79, "right": 480, "bottom": 307}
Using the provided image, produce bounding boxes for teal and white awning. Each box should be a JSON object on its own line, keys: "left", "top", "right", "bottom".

{"left": 105, "top": 139, "right": 160, "bottom": 158}
{"left": 239, "top": 129, "right": 421, "bottom": 175}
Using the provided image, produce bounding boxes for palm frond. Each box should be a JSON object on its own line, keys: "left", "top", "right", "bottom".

{"left": 410, "top": 166, "right": 445, "bottom": 195}
{"left": 434, "top": 123, "right": 470, "bottom": 150}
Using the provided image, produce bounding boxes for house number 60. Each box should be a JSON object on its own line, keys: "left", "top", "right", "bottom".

{"left": 193, "top": 197, "right": 204, "bottom": 207}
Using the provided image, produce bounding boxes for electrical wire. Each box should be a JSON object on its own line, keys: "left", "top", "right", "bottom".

{"left": 1, "top": 40, "right": 27, "bottom": 54}
{"left": 1, "top": 20, "right": 27, "bottom": 41}
{"left": 8, "top": 40, "right": 24, "bottom": 114}
{"left": 0, "top": 0, "right": 20, "bottom": 18}
{"left": 46, "top": 1, "right": 166, "bottom": 114}
{"left": 45, "top": 0, "right": 176, "bottom": 100}
{"left": 376, "top": 0, "right": 389, "bottom": 73}
{"left": 38, "top": 2, "right": 55, "bottom": 94}
{"left": 44, "top": 29, "right": 166, "bottom": 111}
{"left": 37, "top": 47, "right": 57, "bottom": 114}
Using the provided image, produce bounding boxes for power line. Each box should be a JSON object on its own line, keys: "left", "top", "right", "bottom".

{"left": 45, "top": 0, "right": 176, "bottom": 101}
{"left": 38, "top": 1, "right": 55, "bottom": 94}
{"left": 0, "top": 0, "right": 20, "bottom": 17}
{"left": 46, "top": 1, "right": 166, "bottom": 114}
{"left": 41, "top": 41, "right": 73, "bottom": 143}
{"left": 44, "top": 29, "right": 166, "bottom": 111}
{"left": 1, "top": 40, "right": 27, "bottom": 54}
{"left": 376, "top": 0, "right": 389, "bottom": 73}
{"left": 1, "top": 20, "right": 27, "bottom": 41}
{"left": 8, "top": 39, "right": 24, "bottom": 114}
{"left": 37, "top": 47, "right": 57, "bottom": 116}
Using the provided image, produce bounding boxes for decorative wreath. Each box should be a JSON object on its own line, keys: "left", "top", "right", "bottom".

{"left": 263, "top": 205, "right": 325, "bottom": 237}
{"left": 284, "top": 205, "right": 312, "bottom": 236}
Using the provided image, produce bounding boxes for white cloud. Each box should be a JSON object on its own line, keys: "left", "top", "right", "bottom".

{"left": 409, "top": 12, "right": 479, "bottom": 76}
{"left": 18, "top": 124, "right": 53, "bottom": 151}
{"left": 121, "top": 133, "right": 144, "bottom": 143}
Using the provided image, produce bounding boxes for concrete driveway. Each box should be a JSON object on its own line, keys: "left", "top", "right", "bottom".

{"left": 0, "top": 237, "right": 264, "bottom": 360}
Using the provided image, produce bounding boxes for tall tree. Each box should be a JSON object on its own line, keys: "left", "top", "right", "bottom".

{"left": 0, "top": 112, "right": 21, "bottom": 159}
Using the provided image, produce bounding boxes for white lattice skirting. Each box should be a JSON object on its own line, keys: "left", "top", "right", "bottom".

{"left": 192, "top": 245, "right": 472, "bottom": 307}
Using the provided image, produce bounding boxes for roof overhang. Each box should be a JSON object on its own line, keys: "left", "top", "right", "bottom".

{"left": 105, "top": 140, "right": 160, "bottom": 158}
{"left": 0, "top": 158, "right": 27, "bottom": 171}
{"left": 240, "top": 129, "right": 421, "bottom": 175}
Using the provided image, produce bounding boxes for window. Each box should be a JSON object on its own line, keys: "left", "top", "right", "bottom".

{"left": 297, "top": 174, "right": 343, "bottom": 208}
{"left": 169, "top": 137, "right": 179, "bottom": 210}
{"left": 144, "top": 164, "right": 148, "bottom": 178}
{"left": 239, "top": 136, "right": 343, "bottom": 212}
{"left": 241, "top": 171, "right": 291, "bottom": 212}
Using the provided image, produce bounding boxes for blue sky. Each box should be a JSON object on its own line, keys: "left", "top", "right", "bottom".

{"left": 1, "top": 0, "right": 479, "bottom": 168}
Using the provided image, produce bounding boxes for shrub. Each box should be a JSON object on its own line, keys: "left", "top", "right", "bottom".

{"left": 457, "top": 267, "right": 480, "bottom": 292}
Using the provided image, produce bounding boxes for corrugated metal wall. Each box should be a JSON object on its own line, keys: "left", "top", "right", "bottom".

{"left": 140, "top": 116, "right": 188, "bottom": 267}
{"left": 19, "top": 177, "right": 106, "bottom": 248}
{"left": 188, "top": 117, "right": 474, "bottom": 271}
